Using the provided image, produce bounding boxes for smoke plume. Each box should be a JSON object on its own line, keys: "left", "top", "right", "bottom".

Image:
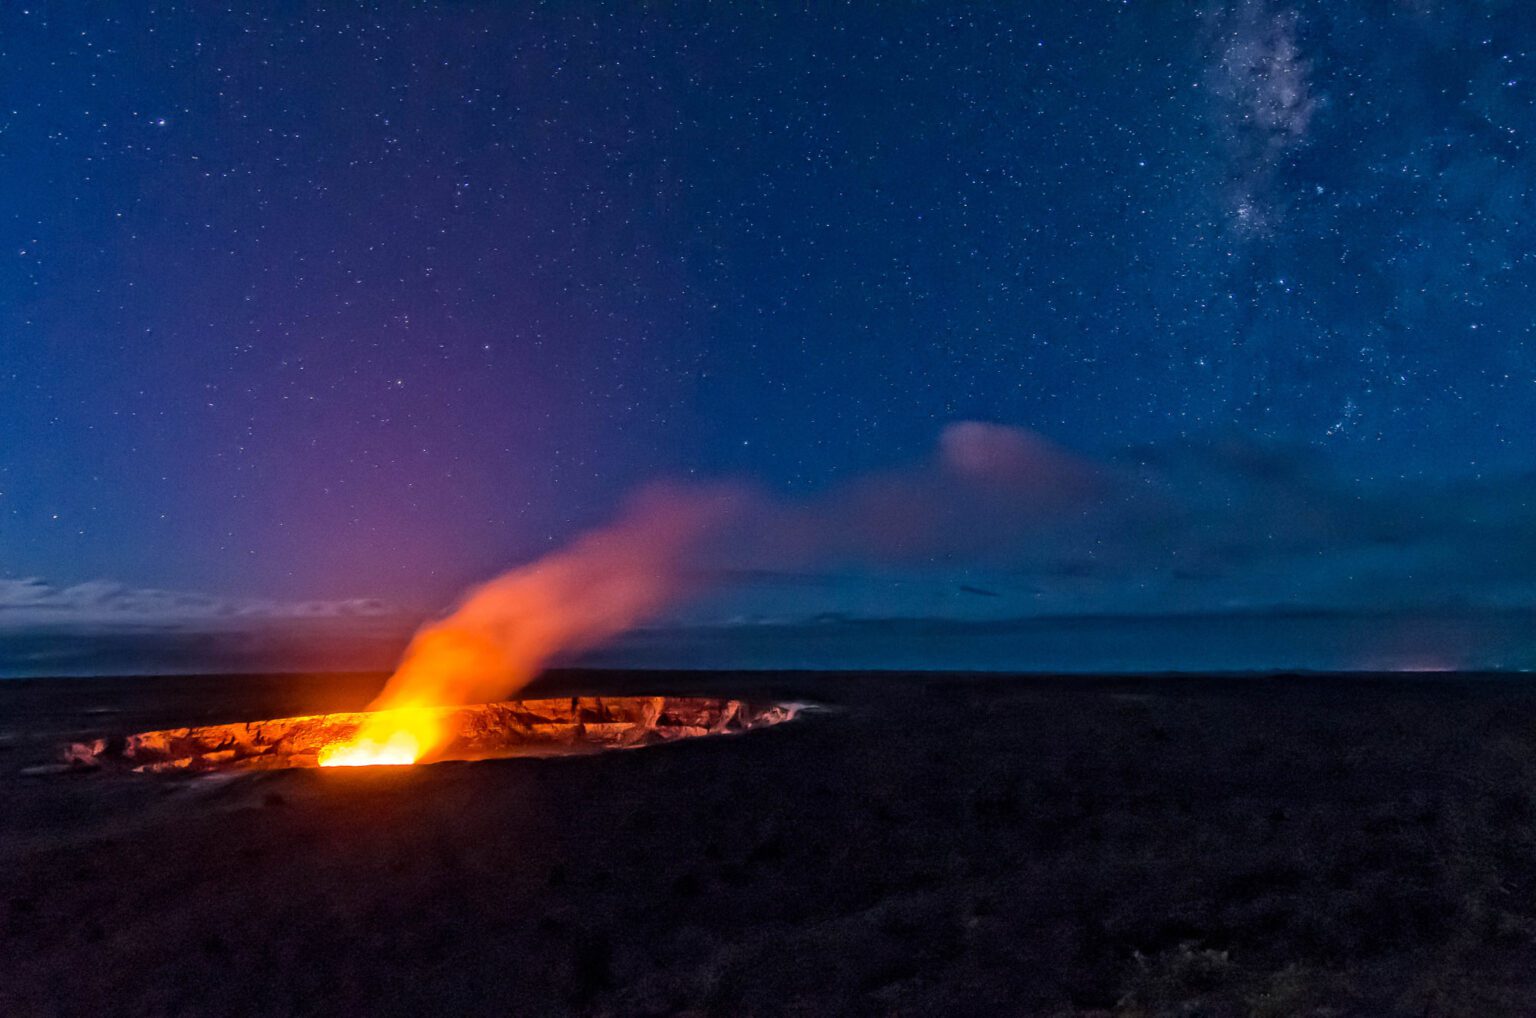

{"left": 365, "top": 421, "right": 1094, "bottom": 712}
{"left": 367, "top": 482, "right": 749, "bottom": 712}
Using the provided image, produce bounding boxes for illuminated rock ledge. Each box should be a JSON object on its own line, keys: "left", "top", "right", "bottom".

{"left": 64, "top": 696, "right": 802, "bottom": 774}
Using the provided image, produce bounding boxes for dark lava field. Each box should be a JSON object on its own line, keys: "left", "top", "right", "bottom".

{"left": 5, "top": 669, "right": 1536, "bottom": 1016}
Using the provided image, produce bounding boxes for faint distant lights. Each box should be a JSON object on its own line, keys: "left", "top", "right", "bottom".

{"left": 1392, "top": 658, "right": 1460, "bottom": 674}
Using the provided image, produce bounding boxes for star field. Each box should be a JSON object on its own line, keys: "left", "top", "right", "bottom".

{"left": 2, "top": 2, "right": 1534, "bottom": 607}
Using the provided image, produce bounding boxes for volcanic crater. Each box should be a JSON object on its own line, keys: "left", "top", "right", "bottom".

{"left": 64, "top": 695, "right": 803, "bottom": 774}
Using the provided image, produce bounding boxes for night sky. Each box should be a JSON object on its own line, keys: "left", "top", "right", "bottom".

{"left": 4, "top": 3, "right": 1536, "bottom": 674}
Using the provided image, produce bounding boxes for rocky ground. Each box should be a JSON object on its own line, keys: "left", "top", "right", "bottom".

{"left": 4, "top": 669, "right": 1536, "bottom": 1016}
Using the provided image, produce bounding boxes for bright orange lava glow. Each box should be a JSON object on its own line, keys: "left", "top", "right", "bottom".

{"left": 317, "top": 707, "right": 441, "bottom": 768}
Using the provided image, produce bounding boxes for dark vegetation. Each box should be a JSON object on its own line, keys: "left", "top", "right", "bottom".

{"left": 4, "top": 670, "right": 1536, "bottom": 1015}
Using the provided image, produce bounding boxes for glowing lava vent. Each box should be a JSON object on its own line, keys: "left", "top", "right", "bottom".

{"left": 64, "top": 696, "right": 802, "bottom": 774}
{"left": 316, "top": 706, "right": 441, "bottom": 768}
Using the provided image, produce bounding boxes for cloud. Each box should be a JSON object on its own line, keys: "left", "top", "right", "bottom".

{"left": 0, "top": 578, "right": 401, "bottom": 628}
{"left": 0, "top": 579, "right": 415, "bottom": 676}
{"left": 668, "top": 436, "right": 1536, "bottom": 626}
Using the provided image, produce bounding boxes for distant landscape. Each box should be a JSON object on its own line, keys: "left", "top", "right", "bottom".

{"left": 7, "top": 608, "right": 1536, "bottom": 680}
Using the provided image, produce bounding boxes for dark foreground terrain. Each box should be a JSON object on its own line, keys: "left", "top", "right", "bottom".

{"left": 4, "top": 670, "right": 1536, "bottom": 1016}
